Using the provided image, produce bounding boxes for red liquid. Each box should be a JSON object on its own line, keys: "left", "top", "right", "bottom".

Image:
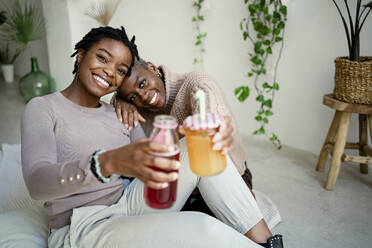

{"left": 144, "top": 152, "right": 180, "bottom": 209}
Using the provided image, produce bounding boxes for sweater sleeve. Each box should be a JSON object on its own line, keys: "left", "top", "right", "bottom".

{"left": 21, "top": 97, "right": 99, "bottom": 201}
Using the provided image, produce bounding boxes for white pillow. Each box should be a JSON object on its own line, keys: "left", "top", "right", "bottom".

{"left": 0, "top": 205, "right": 49, "bottom": 248}
{"left": 0, "top": 144, "right": 42, "bottom": 212}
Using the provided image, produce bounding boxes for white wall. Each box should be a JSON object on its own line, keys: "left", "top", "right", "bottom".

{"left": 41, "top": 0, "right": 74, "bottom": 90}
{"left": 41, "top": 0, "right": 372, "bottom": 154}
{"left": 1, "top": 0, "right": 50, "bottom": 76}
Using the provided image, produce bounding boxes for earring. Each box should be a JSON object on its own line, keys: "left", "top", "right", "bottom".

{"left": 156, "top": 68, "right": 162, "bottom": 78}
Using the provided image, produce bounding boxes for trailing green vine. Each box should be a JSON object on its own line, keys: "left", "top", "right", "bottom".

{"left": 192, "top": 0, "right": 207, "bottom": 65}
{"left": 235, "top": 0, "right": 287, "bottom": 149}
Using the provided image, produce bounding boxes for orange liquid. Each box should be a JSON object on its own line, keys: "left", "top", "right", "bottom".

{"left": 185, "top": 129, "right": 226, "bottom": 176}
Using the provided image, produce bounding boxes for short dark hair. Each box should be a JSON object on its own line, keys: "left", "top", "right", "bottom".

{"left": 70, "top": 26, "right": 139, "bottom": 74}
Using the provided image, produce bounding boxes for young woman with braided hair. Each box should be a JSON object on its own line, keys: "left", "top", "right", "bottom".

{"left": 114, "top": 58, "right": 284, "bottom": 248}
{"left": 22, "top": 26, "right": 282, "bottom": 248}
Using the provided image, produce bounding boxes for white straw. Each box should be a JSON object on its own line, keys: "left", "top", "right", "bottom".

{"left": 195, "top": 90, "right": 206, "bottom": 122}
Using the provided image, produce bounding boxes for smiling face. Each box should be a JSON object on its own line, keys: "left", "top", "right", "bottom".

{"left": 118, "top": 63, "right": 166, "bottom": 111}
{"left": 76, "top": 38, "right": 132, "bottom": 98}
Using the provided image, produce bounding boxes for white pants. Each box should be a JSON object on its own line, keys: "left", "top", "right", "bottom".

{"left": 48, "top": 139, "right": 264, "bottom": 248}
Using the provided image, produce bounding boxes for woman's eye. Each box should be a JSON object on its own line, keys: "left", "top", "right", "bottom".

{"left": 117, "top": 68, "right": 126, "bottom": 76}
{"left": 129, "top": 95, "right": 137, "bottom": 103}
{"left": 97, "top": 54, "right": 107, "bottom": 63}
{"left": 139, "top": 80, "right": 146, "bottom": 89}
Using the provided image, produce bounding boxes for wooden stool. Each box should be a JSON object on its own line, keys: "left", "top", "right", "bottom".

{"left": 316, "top": 94, "right": 372, "bottom": 190}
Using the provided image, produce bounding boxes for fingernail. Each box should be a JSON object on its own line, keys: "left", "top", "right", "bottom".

{"left": 160, "top": 182, "right": 169, "bottom": 188}
{"left": 174, "top": 161, "right": 181, "bottom": 169}
{"left": 171, "top": 173, "right": 178, "bottom": 180}
{"left": 212, "top": 143, "right": 222, "bottom": 151}
{"left": 212, "top": 134, "right": 221, "bottom": 142}
{"left": 124, "top": 124, "right": 128, "bottom": 129}
{"left": 128, "top": 126, "right": 132, "bottom": 131}
{"left": 134, "top": 121, "right": 139, "bottom": 127}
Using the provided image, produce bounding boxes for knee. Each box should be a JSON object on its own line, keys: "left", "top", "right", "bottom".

{"left": 183, "top": 212, "right": 222, "bottom": 237}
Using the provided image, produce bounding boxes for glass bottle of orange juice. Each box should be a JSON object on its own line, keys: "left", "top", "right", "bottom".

{"left": 183, "top": 113, "right": 226, "bottom": 176}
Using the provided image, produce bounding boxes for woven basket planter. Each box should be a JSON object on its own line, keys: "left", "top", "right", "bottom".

{"left": 333, "top": 56, "right": 372, "bottom": 105}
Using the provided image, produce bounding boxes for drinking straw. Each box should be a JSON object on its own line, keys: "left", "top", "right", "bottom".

{"left": 195, "top": 90, "right": 206, "bottom": 122}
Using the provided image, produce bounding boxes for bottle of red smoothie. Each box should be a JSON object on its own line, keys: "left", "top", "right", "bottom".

{"left": 144, "top": 115, "right": 180, "bottom": 209}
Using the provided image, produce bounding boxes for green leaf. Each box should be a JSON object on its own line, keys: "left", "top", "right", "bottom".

{"left": 263, "top": 99, "right": 272, "bottom": 108}
{"left": 255, "top": 115, "right": 262, "bottom": 121}
{"left": 193, "top": 58, "right": 198, "bottom": 64}
{"left": 198, "top": 15, "right": 204, "bottom": 21}
{"left": 243, "top": 31, "right": 248, "bottom": 40}
{"left": 258, "top": 127, "right": 265, "bottom": 134}
{"left": 266, "top": 47, "right": 272, "bottom": 54}
{"left": 265, "top": 110, "right": 274, "bottom": 116}
{"left": 280, "top": 5, "right": 287, "bottom": 15}
{"left": 248, "top": 72, "right": 253, "bottom": 77}
{"left": 263, "top": 117, "right": 269, "bottom": 124}
{"left": 192, "top": 17, "right": 197, "bottom": 22}
{"left": 257, "top": 34, "right": 263, "bottom": 39}
{"left": 245, "top": 0, "right": 249, "bottom": 4}
{"left": 263, "top": 40, "right": 271, "bottom": 46}
{"left": 265, "top": 14, "right": 272, "bottom": 21}
{"left": 273, "top": 82, "right": 279, "bottom": 90}
{"left": 248, "top": 4, "right": 256, "bottom": 13}
{"left": 255, "top": 41, "right": 262, "bottom": 49}
{"left": 275, "top": 37, "right": 283, "bottom": 42}
{"left": 264, "top": 6, "right": 269, "bottom": 14}
{"left": 251, "top": 56, "right": 262, "bottom": 65}
{"left": 278, "top": 21, "right": 285, "bottom": 29}
{"left": 272, "top": 18, "right": 279, "bottom": 24}
{"left": 256, "top": 95, "right": 264, "bottom": 102}
{"left": 273, "top": 11, "right": 281, "bottom": 20}
{"left": 253, "top": 130, "right": 259, "bottom": 135}
{"left": 258, "top": 109, "right": 264, "bottom": 115}
{"left": 274, "top": 28, "right": 281, "bottom": 35}
{"left": 234, "top": 86, "right": 250, "bottom": 102}
{"left": 254, "top": 42, "right": 262, "bottom": 53}
{"left": 263, "top": 82, "right": 272, "bottom": 89}
{"left": 195, "top": 40, "right": 201, "bottom": 45}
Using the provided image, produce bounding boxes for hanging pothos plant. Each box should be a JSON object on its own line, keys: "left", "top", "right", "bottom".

{"left": 192, "top": 0, "right": 207, "bottom": 65}
{"left": 235, "top": 0, "right": 287, "bottom": 149}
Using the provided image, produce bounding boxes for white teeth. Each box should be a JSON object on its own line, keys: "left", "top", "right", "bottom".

{"left": 94, "top": 75, "right": 109, "bottom": 87}
{"left": 149, "top": 92, "right": 157, "bottom": 105}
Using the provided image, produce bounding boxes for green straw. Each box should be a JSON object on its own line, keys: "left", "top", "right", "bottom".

{"left": 195, "top": 90, "right": 206, "bottom": 122}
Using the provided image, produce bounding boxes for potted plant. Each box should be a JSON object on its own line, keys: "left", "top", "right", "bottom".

{"left": 0, "top": 0, "right": 55, "bottom": 102}
{"left": 0, "top": 43, "right": 22, "bottom": 83}
{"left": 332, "top": 0, "right": 372, "bottom": 104}
{"left": 0, "top": 9, "right": 20, "bottom": 83}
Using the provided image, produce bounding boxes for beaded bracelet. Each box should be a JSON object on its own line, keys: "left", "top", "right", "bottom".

{"left": 90, "top": 149, "right": 111, "bottom": 183}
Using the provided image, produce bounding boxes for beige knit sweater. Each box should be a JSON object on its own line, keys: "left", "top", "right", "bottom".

{"left": 138, "top": 65, "right": 247, "bottom": 175}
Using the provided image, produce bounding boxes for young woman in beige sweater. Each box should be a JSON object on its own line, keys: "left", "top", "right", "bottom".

{"left": 114, "top": 59, "right": 283, "bottom": 248}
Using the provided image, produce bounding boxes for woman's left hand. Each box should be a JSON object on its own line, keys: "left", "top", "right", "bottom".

{"left": 212, "top": 116, "right": 234, "bottom": 155}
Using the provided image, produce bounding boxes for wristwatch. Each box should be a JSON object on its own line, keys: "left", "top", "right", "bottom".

{"left": 90, "top": 149, "right": 111, "bottom": 183}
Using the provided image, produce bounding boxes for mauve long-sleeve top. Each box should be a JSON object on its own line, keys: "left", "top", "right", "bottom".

{"left": 21, "top": 92, "right": 145, "bottom": 229}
